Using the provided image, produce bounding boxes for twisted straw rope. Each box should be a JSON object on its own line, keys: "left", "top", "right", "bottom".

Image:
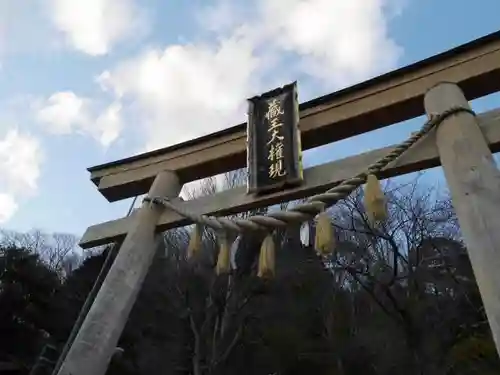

{"left": 145, "top": 107, "right": 474, "bottom": 234}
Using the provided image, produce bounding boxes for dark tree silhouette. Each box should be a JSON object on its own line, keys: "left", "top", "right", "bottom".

{"left": 1, "top": 175, "right": 498, "bottom": 375}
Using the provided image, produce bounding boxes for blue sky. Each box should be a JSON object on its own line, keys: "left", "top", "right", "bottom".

{"left": 0, "top": 0, "right": 499, "bottom": 240}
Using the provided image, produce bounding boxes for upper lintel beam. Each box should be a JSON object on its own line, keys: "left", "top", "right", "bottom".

{"left": 89, "top": 31, "right": 500, "bottom": 202}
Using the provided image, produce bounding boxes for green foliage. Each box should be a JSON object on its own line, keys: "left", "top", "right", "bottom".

{"left": 0, "top": 246, "right": 60, "bottom": 371}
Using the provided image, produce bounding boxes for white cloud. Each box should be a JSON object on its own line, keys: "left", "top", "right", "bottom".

{"left": 48, "top": 0, "right": 147, "bottom": 55}
{"left": 94, "top": 102, "right": 123, "bottom": 147}
{"left": 0, "top": 193, "right": 18, "bottom": 224}
{"left": 0, "top": 129, "right": 43, "bottom": 223}
{"left": 95, "top": 0, "right": 405, "bottom": 152}
{"left": 0, "top": 129, "right": 42, "bottom": 195}
{"left": 258, "top": 0, "right": 402, "bottom": 85}
{"left": 97, "top": 34, "right": 263, "bottom": 151}
{"left": 35, "top": 92, "right": 122, "bottom": 147}
{"left": 36, "top": 92, "right": 86, "bottom": 135}
{"left": 0, "top": 0, "right": 59, "bottom": 58}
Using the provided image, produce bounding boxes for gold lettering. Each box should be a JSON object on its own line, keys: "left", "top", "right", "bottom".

{"left": 264, "top": 96, "right": 287, "bottom": 180}
{"left": 268, "top": 142, "right": 284, "bottom": 162}
{"left": 265, "top": 98, "right": 284, "bottom": 120}
{"left": 269, "top": 159, "right": 286, "bottom": 178}
{"left": 268, "top": 116, "right": 283, "bottom": 132}
{"left": 267, "top": 128, "right": 284, "bottom": 145}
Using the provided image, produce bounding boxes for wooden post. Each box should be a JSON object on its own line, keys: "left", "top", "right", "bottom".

{"left": 57, "top": 171, "right": 181, "bottom": 375}
{"left": 424, "top": 82, "right": 500, "bottom": 356}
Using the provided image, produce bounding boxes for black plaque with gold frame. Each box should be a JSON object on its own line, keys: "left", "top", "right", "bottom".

{"left": 247, "top": 81, "right": 303, "bottom": 194}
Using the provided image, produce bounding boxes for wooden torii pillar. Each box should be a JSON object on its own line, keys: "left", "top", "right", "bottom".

{"left": 57, "top": 171, "right": 181, "bottom": 375}
{"left": 425, "top": 82, "right": 500, "bottom": 353}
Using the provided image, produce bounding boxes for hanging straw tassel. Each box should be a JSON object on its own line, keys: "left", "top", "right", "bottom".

{"left": 364, "top": 173, "right": 387, "bottom": 224}
{"left": 215, "top": 235, "right": 232, "bottom": 275}
{"left": 314, "top": 211, "right": 335, "bottom": 255}
{"left": 257, "top": 234, "right": 276, "bottom": 279}
{"left": 187, "top": 224, "right": 203, "bottom": 259}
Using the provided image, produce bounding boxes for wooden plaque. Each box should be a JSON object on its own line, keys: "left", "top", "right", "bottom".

{"left": 247, "top": 82, "right": 303, "bottom": 194}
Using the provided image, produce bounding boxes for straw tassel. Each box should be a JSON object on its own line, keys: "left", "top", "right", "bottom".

{"left": 364, "top": 174, "right": 387, "bottom": 224}
{"left": 187, "top": 224, "right": 203, "bottom": 259}
{"left": 314, "top": 211, "right": 335, "bottom": 255}
{"left": 257, "top": 234, "right": 276, "bottom": 279}
{"left": 215, "top": 235, "right": 232, "bottom": 275}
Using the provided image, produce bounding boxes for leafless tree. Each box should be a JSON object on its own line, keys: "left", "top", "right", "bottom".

{"left": 158, "top": 168, "right": 308, "bottom": 375}
{"left": 0, "top": 229, "right": 81, "bottom": 277}
{"left": 317, "top": 175, "right": 491, "bottom": 374}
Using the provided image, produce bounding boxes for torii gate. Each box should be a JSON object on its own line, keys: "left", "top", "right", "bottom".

{"left": 57, "top": 30, "right": 500, "bottom": 375}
